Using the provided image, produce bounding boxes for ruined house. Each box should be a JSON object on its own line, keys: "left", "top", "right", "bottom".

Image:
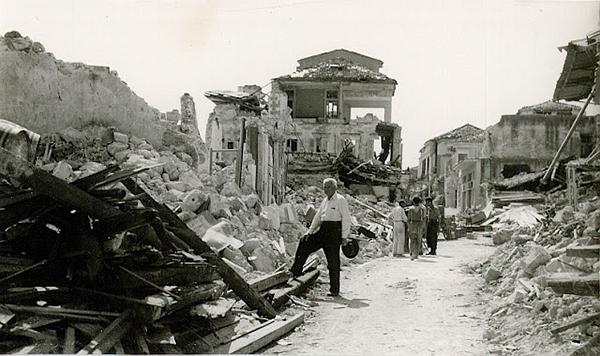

{"left": 482, "top": 101, "right": 597, "bottom": 180}
{"left": 271, "top": 49, "right": 402, "bottom": 167}
{"left": 417, "top": 124, "right": 485, "bottom": 203}
{"left": 204, "top": 86, "right": 291, "bottom": 205}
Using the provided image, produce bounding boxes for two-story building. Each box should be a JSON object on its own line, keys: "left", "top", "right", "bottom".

{"left": 417, "top": 124, "right": 485, "bottom": 202}
{"left": 271, "top": 49, "right": 403, "bottom": 167}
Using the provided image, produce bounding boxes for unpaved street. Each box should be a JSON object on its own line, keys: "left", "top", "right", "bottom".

{"left": 267, "top": 236, "right": 496, "bottom": 355}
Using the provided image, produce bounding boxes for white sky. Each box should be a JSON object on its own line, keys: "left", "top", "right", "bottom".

{"left": 1, "top": 0, "right": 599, "bottom": 167}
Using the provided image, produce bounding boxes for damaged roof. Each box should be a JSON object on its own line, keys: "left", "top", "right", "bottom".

{"left": 204, "top": 90, "right": 265, "bottom": 113}
{"left": 275, "top": 57, "right": 397, "bottom": 84}
{"left": 517, "top": 100, "right": 581, "bottom": 115}
{"left": 432, "top": 124, "right": 484, "bottom": 142}
{"left": 553, "top": 33, "right": 599, "bottom": 102}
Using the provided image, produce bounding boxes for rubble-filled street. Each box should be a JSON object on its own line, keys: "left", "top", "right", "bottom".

{"left": 1, "top": 1, "right": 600, "bottom": 355}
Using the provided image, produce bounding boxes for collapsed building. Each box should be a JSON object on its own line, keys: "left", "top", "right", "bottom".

{"left": 272, "top": 49, "right": 402, "bottom": 167}
{"left": 204, "top": 49, "right": 406, "bottom": 202}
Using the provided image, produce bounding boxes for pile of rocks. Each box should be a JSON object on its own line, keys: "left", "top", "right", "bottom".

{"left": 36, "top": 126, "right": 307, "bottom": 278}
{"left": 475, "top": 196, "right": 600, "bottom": 354}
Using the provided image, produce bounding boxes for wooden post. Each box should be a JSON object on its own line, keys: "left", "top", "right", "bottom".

{"left": 541, "top": 89, "right": 595, "bottom": 184}
{"left": 235, "top": 118, "right": 246, "bottom": 188}
{"left": 208, "top": 147, "right": 213, "bottom": 176}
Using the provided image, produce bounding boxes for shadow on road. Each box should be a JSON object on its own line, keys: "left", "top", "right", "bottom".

{"left": 314, "top": 296, "right": 371, "bottom": 309}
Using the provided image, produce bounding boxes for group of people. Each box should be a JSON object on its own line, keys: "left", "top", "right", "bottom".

{"left": 289, "top": 177, "right": 442, "bottom": 297}
{"left": 388, "top": 196, "right": 441, "bottom": 260}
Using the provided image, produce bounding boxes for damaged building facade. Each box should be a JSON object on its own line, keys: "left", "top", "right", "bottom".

{"left": 204, "top": 86, "right": 291, "bottom": 205}
{"left": 420, "top": 101, "right": 598, "bottom": 212}
{"left": 271, "top": 49, "right": 402, "bottom": 167}
{"left": 417, "top": 124, "right": 485, "bottom": 207}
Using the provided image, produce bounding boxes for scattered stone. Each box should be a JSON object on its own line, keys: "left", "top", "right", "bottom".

{"left": 522, "top": 245, "right": 551, "bottom": 275}
{"left": 553, "top": 206, "right": 574, "bottom": 224}
{"left": 52, "top": 161, "right": 73, "bottom": 181}
{"left": 107, "top": 142, "right": 128, "bottom": 156}
{"left": 113, "top": 132, "right": 129, "bottom": 145}
{"left": 181, "top": 190, "right": 209, "bottom": 213}
{"left": 484, "top": 267, "right": 502, "bottom": 282}
{"left": 220, "top": 181, "right": 242, "bottom": 197}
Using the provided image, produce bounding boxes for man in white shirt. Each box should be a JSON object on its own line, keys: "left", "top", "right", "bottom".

{"left": 290, "top": 178, "right": 351, "bottom": 296}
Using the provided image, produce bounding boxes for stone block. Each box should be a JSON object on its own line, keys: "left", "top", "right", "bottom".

{"left": 523, "top": 246, "right": 551, "bottom": 275}
{"left": 243, "top": 194, "right": 259, "bottom": 209}
{"left": 59, "top": 127, "right": 85, "bottom": 146}
{"left": 187, "top": 214, "right": 212, "bottom": 238}
{"left": 202, "top": 224, "right": 243, "bottom": 252}
{"left": 226, "top": 197, "right": 245, "bottom": 212}
{"left": 113, "top": 149, "right": 132, "bottom": 162}
{"left": 52, "top": 161, "right": 73, "bottom": 181}
{"left": 166, "top": 181, "right": 192, "bottom": 192}
{"left": 240, "top": 238, "right": 261, "bottom": 257}
{"left": 222, "top": 246, "right": 253, "bottom": 271}
{"left": 220, "top": 181, "right": 242, "bottom": 197}
{"left": 107, "top": 142, "right": 128, "bottom": 156}
{"left": 484, "top": 267, "right": 502, "bottom": 282}
{"left": 209, "top": 193, "right": 232, "bottom": 219}
{"left": 258, "top": 214, "right": 272, "bottom": 230}
{"left": 263, "top": 204, "right": 281, "bottom": 230}
{"left": 553, "top": 206, "right": 574, "bottom": 224}
{"left": 586, "top": 210, "right": 600, "bottom": 231}
{"left": 278, "top": 203, "right": 298, "bottom": 224}
{"left": 113, "top": 132, "right": 129, "bottom": 145}
{"left": 492, "top": 229, "right": 513, "bottom": 245}
{"left": 249, "top": 248, "right": 276, "bottom": 273}
{"left": 129, "top": 136, "right": 144, "bottom": 147}
{"left": 137, "top": 149, "right": 155, "bottom": 159}
{"left": 177, "top": 211, "right": 196, "bottom": 223}
{"left": 179, "top": 170, "right": 203, "bottom": 188}
{"left": 181, "top": 189, "right": 209, "bottom": 213}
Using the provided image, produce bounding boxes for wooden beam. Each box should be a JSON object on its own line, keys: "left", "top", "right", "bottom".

{"left": 247, "top": 271, "right": 289, "bottom": 293}
{"left": 551, "top": 312, "right": 600, "bottom": 335}
{"left": 547, "top": 273, "right": 600, "bottom": 296}
{"left": 76, "top": 310, "right": 135, "bottom": 355}
{"left": 211, "top": 313, "right": 304, "bottom": 354}
{"left": 122, "top": 178, "right": 277, "bottom": 319}
{"left": 63, "top": 327, "right": 76, "bottom": 354}
{"left": 566, "top": 245, "right": 600, "bottom": 258}
{"left": 268, "top": 269, "right": 320, "bottom": 309}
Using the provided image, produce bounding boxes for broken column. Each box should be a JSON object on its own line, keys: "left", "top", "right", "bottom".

{"left": 180, "top": 93, "right": 199, "bottom": 135}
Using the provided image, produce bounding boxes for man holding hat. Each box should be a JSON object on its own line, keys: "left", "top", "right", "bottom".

{"left": 290, "top": 178, "right": 351, "bottom": 296}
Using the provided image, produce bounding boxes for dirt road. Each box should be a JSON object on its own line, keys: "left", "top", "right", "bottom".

{"left": 266, "top": 236, "right": 496, "bottom": 355}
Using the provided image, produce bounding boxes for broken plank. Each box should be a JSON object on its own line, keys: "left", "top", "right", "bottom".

{"left": 566, "top": 245, "right": 600, "bottom": 259}
{"left": 551, "top": 312, "right": 600, "bottom": 334}
{"left": 76, "top": 310, "right": 135, "bottom": 355}
{"left": 63, "top": 327, "right": 76, "bottom": 354}
{"left": 211, "top": 313, "right": 304, "bottom": 354}
{"left": 130, "top": 328, "right": 150, "bottom": 354}
{"left": 114, "top": 264, "right": 219, "bottom": 290}
{"left": 123, "top": 178, "right": 277, "bottom": 319}
{"left": 190, "top": 298, "right": 236, "bottom": 319}
{"left": 2, "top": 304, "right": 121, "bottom": 318}
{"left": 247, "top": 271, "right": 289, "bottom": 293}
{"left": 547, "top": 273, "right": 600, "bottom": 296}
{"left": 268, "top": 269, "right": 320, "bottom": 309}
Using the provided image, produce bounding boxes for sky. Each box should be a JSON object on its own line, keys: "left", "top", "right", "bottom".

{"left": 1, "top": 0, "right": 599, "bottom": 167}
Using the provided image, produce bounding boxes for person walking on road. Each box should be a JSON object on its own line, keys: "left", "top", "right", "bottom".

{"left": 407, "top": 196, "right": 426, "bottom": 260}
{"left": 290, "top": 178, "right": 351, "bottom": 296}
{"left": 388, "top": 199, "right": 408, "bottom": 257}
{"left": 425, "top": 197, "right": 440, "bottom": 255}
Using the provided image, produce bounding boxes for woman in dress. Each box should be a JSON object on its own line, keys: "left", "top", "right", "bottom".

{"left": 388, "top": 199, "right": 408, "bottom": 257}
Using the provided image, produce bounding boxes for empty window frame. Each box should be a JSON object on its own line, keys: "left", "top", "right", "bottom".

{"left": 227, "top": 141, "right": 234, "bottom": 149}
{"left": 286, "top": 138, "right": 298, "bottom": 152}
{"left": 325, "top": 90, "right": 339, "bottom": 118}
{"left": 284, "top": 90, "right": 295, "bottom": 118}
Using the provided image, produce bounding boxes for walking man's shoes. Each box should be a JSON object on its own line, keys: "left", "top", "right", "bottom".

{"left": 326, "top": 292, "right": 339, "bottom": 297}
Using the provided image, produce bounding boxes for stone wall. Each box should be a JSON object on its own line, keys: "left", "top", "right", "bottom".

{"left": 484, "top": 114, "right": 597, "bottom": 178}
{"left": 0, "top": 31, "right": 206, "bottom": 166}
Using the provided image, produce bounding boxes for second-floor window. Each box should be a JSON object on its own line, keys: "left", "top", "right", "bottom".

{"left": 325, "top": 90, "right": 339, "bottom": 118}
{"left": 458, "top": 153, "right": 468, "bottom": 162}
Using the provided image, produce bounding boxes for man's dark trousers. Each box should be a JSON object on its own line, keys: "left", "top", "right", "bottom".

{"left": 426, "top": 221, "right": 439, "bottom": 254}
{"left": 290, "top": 221, "right": 342, "bottom": 294}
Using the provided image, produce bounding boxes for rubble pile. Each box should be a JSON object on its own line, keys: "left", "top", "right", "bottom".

{"left": 0, "top": 126, "right": 314, "bottom": 353}
{"left": 474, "top": 195, "right": 600, "bottom": 355}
